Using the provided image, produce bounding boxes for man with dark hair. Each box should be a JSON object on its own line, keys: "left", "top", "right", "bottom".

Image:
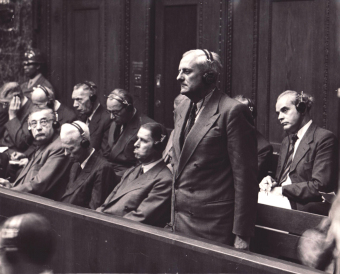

{"left": 170, "top": 49, "right": 258, "bottom": 249}
{"left": 31, "top": 85, "right": 77, "bottom": 125}
{"left": 59, "top": 121, "right": 118, "bottom": 209}
{"left": 0, "top": 82, "right": 33, "bottom": 153}
{"left": 104, "top": 88, "right": 155, "bottom": 176}
{"left": 0, "top": 213, "right": 55, "bottom": 274}
{"left": 0, "top": 106, "right": 71, "bottom": 200}
{"left": 72, "top": 81, "right": 111, "bottom": 153}
{"left": 234, "top": 95, "right": 273, "bottom": 182}
{"left": 259, "top": 90, "right": 338, "bottom": 215}
{"left": 97, "top": 122, "right": 172, "bottom": 227}
{"left": 20, "top": 48, "right": 54, "bottom": 100}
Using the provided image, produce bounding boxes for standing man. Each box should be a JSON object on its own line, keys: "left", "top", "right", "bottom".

{"left": 21, "top": 48, "right": 54, "bottom": 100}
{"left": 31, "top": 85, "right": 77, "bottom": 125}
{"left": 104, "top": 88, "right": 154, "bottom": 177}
{"left": 259, "top": 90, "right": 338, "bottom": 215}
{"left": 0, "top": 106, "right": 71, "bottom": 200}
{"left": 72, "top": 81, "right": 111, "bottom": 153}
{"left": 59, "top": 121, "right": 118, "bottom": 209}
{"left": 97, "top": 122, "right": 172, "bottom": 227}
{"left": 170, "top": 49, "right": 258, "bottom": 249}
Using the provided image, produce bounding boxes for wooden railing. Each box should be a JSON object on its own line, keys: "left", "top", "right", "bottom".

{"left": 0, "top": 188, "right": 325, "bottom": 274}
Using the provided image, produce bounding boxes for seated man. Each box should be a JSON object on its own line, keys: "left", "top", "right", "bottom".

{"left": 72, "top": 81, "right": 111, "bottom": 153}
{"left": 97, "top": 122, "right": 172, "bottom": 227}
{"left": 259, "top": 90, "right": 338, "bottom": 215}
{"left": 0, "top": 106, "right": 71, "bottom": 200}
{"left": 0, "top": 82, "right": 33, "bottom": 153}
{"left": 59, "top": 121, "right": 118, "bottom": 209}
{"left": 31, "top": 85, "right": 77, "bottom": 125}
{"left": 234, "top": 95, "right": 273, "bottom": 182}
{"left": 21, "top": 48, "right": 54, "bottom": 100}
{"left": 104, "top": 88, "right": 154, "bottom": 176}
{"left": 0, "top": 213, "right": 55, "bottom": 274}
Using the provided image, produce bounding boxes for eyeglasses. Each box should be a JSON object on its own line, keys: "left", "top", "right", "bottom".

{"left": 30, "top": 118, "right": 54, "bottom": 129}
{"left": 106, "top": 107, "right": 125, "bottom": 118}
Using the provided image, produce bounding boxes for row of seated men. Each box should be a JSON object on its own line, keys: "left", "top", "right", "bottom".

{"left": 0, "top": 48, "right": 337, "bottom": 251}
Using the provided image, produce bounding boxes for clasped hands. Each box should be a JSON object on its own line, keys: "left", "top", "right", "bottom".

{"left": 259, "top": 176, "right": 282, "bottom": 196}
{"left": 8, "top": 96, "right": 21, "bottom": 120}
{"left": 10, "top": 151, "right": 28, "bottom": 167}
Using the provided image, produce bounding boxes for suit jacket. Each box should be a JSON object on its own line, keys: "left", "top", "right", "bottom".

{"left": 60, "top": 151, "right": 118, "bottom": 209}
{"left": 277, "top": 122, "right": 338, "bottom": 211}
{"left": 57, "top": 103, "right": 77, "bottom": 125}
{"left": 97, "top": 161, "right": 172, "bottom": 227}
{"left": 104, "top": 110, "right": 154, "bottom": 176}
{"left": 88, "top": 104, "right": 111, "bottom": 154}
{"left": 11, "top": 135, "right": 72, "bottom": 200}
{"left": 20, "top": 74, "right": 54, "bottom": 100}
{"left": 1, "top": 99, "right": 34, "bottom": 153}
{"left": 170, "top": 90, "right": 258, "bottom": 245}
{"left": 257, "top": 130, "right": 273, "bottom": 182}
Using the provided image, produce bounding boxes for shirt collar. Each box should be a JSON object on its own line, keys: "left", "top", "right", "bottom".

{"left": 196, "top": 89, "right": 214, "bottom": 112}
{"left": 88, "top": 103, "right": 100, "bottom": 122}
{"left": 296, "top": 119, "right": 312, "bottom": 140}
{"left": 142, "top": 158, "right": 163, "bottom": 174}
{"left": 54, "top": 100, "right": 61, "bottom": 111}
{"left": 80, "top": 148, "right": 95, "bottom": 169}
{"left": 29, "top": 73, "right": 42, "bottom": 85}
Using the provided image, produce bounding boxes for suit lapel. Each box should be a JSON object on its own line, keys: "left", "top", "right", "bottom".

{"left": 106, "top": 162, "right": 164, "bottom": 204}
{"left": 277, "top": 137, "right": 289, "bottom": 181}
{"left": 173, "top": 98, "right": 190, "bottom": 162}
{"left": 109, "top": 110, "right": 140, "bottom": 160}
{"left": 176, "top": 91, "right": 221, "bottom": 179}
{"left": 61, "top": 152, "right": 99, "bottom": 198}
{"left": 290, "top": 122, "right": 315, "bottom": 173}
{"left": 89, "top": 104, "right": 102, "bottom": 134}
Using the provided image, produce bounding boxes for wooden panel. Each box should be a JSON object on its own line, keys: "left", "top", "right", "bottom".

{"left": 154, "top": 0, "right": 199, "bottom": 128}
{"left": 0, "top": 188, "right": 324, "bottom": 274}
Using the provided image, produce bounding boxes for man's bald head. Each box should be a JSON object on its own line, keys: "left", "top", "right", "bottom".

{"left": 31, "top": 86, "right": 55, "bottom": 108}
{"left": 60, "top": 121, "right": 91, "bottom": 163}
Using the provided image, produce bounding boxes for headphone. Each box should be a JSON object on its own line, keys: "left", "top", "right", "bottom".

{"left": 201, "top": 49, "right": 217, "bottom": 85}
{"left": 296, "top": 91, "right": 307, "bottom": 113}
{"left": 71, "top": 122, "right": 90, "bottom": 148}
{"left": 36, "top": 85, "right": 60, "bottom": 129}
{"left": 83, "top": 81, "right": 97, "bottom": 102}
{"left": 109, "top": 93, "right": 133, "bottom": 111}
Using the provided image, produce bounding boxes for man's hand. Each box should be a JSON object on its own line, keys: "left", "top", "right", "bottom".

{"left": 259, "top": 176, "right": 277, "bottom": 193}
{"left": 270, "top": 186, "right": 283, "bottom": 196}
{"left": 0, "top": 178, "right": 11, "bottom": 188}
{"left": 234, "top": 235, "right": 250, "bottom": 250}
{"left": 8, "top": 96, "right": 21, "bottom": 120}
{"left": 10, "top": 151, "right": 26, "bottom": 161}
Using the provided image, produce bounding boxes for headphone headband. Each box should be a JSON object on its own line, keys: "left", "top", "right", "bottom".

{"left": 108, "top": 94, "right": 131, "bottom": 107}
{"left": 201, "top": 49, "right": 214, "bottom": 64}
{"left": 83, "top": 81, "right": 97, "bottom": 92}
{"left": 71, "top": 122, "right": 85, "bottom": 137}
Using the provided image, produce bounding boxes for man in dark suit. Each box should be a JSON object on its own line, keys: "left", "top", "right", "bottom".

{"left": 0, "top": 106, "right": 71, "bottom": 200}
{"left": 97, "top": 122, "right": 172, "bottom": 227}
{"left": 259, "top": 90, "right": 338, "bottom": 215}
{"left": 20, "top": 49, "right": 54, "bottom": 100}
{"left": 234, "top": 95, "right": 273, "bottom": 182}
{"left": 72, "top": 81, "right": 111, "bottom": 153}
{"left": 59, "top": 121, "right": 118, "bottom": 209}
{"left": 31, "top": 85, "right": 77, "bottom": 125}
{"left": 104, "top": 89, "right": 154, "bottom": 177}
{"left": 169, "top": 49, "right": 258, "bottom": 249}
{"left": 0, "top": 82, "right": 33, "bottom": 153}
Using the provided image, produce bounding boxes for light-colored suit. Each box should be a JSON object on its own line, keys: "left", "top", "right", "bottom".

{"left": 170, "top": 90, "right": 258, "bottom": 245}
{"left": 11, "top": 135, "right": 72, "bottom": 200}
{"left": 97, "top": 161, "right": 172, "bottom": 227}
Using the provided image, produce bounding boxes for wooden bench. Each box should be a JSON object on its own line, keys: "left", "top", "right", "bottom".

{"left": 251, "top": 203, "right": 326, "bottom": 263}
{"left": 0, "top": 188, "right": 324, "bottom": 274}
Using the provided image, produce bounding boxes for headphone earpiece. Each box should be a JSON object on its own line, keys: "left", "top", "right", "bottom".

{"left": 71, "top": 123, "right": 90, "bottom": 149}
{"left": 109, "top": 94, "right": 132, "bottom": 110}
{"left": 83, "top": 81, "right": 97, "bottom": 103}
{"left": 296, "top": 91, "right": 307, "bottom": 113}
{"left": 201, "top": 49, "right": 217, "bottom": 85}
{"left": 89, "top": 94, "right": 97, "bottom": 102}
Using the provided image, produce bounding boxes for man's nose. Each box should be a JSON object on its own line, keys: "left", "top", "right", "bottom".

{"left": 134, "top": 139, "right": 140, "bottom": 147}
{"left": 177, "top": 71, "right": 183, "bottom": 81}
{"left": 36, "top": 122, "right": 42, "bottom": 130}
{"left": 73, "top": 101, "right": 79, "bottom": 108}
{"left": 278, "top": 112, "right": 283, "bottom": 121}
{"left": 110, "top": 113, "right": 116, "bottom": 120}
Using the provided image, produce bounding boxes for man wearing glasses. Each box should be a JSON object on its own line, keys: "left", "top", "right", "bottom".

{"left": 71, "top": 81, "right": 111, "bottom": 153}
{"left": 0, "top": 82, "right": 33, "bottom": 153}
{"left": 104, "top": 88, "right": 154, "bottom": 177}
{"left": 0, "top": 106, "right": 71, "bottom": 200}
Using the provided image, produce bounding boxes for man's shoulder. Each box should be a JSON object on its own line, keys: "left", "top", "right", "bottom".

{"left": 139, "top": 111, "right": 155, "bottom": 124}
{"left": 93, "top": 104, "right": 111, "bottom": 122}
{"left": 92, "top": 151, "right": 114, "bottom": 169}
{"left": 313, "top": 124, "right": 337, "bottom": 140}
{"left": 151, "top": 161, "right": 172, "bottom": 180}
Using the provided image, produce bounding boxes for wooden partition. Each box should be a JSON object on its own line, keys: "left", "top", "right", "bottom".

{"left": 0, "top": 188, "right": 324, "bottom": 274}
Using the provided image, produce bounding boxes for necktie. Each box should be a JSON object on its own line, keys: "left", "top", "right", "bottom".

{"left": 113, "top": 125, "right": 122, "bottom": 144}
{"left": 183, "top": 103, "right": 197, "bottom": 140}
{"left": 279, "top": 134, "right": 299, "bottom": 185}
{"left": 74, "top": 163, "right": 82, "bottom": 180}
{"left": 132, "top": 165, "right": 143, "bottom": 180}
